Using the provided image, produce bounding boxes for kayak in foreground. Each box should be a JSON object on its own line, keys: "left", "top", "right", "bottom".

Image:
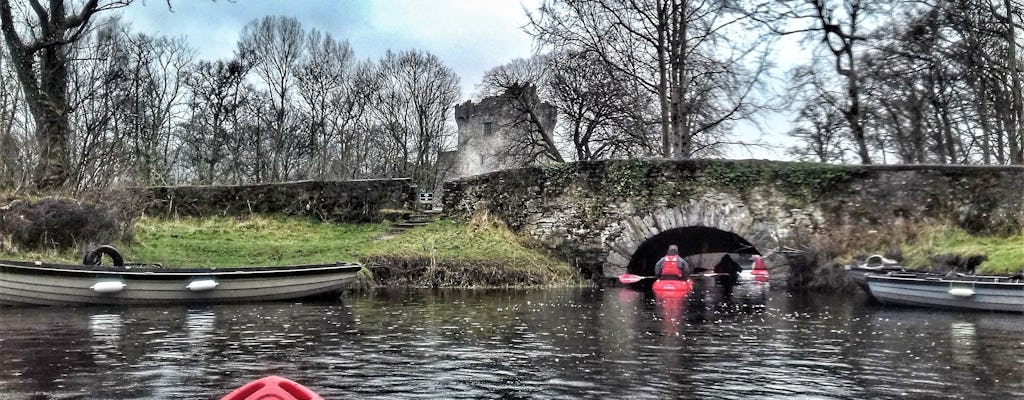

{"left": 222, "top": 375, "right": 324, "bottom": 400}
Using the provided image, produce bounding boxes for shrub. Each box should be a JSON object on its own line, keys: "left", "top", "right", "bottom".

{"left": 0, "top": 197, "right": 132, "bottom": 251}
{"left": 783, "top": 222, "right": 919, "bottom": 291}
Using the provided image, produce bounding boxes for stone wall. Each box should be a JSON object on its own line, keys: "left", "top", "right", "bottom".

{"left": 135, "top": 179, "right": 416, "bottom": 223}
{"left": 442, "top": 159, "right": 1024, "bottom": 283}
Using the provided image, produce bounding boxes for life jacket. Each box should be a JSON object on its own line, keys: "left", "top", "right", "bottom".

{"left": 662, "top": 255, "right": 683, "bottom": 278}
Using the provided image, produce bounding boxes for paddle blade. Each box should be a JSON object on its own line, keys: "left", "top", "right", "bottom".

{"left": 618, "top": 274, "right": 648, "bottom": 284}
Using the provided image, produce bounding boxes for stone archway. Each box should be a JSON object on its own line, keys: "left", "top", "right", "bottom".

{"left": 626, "top": 226, "right": 760, "bottom": 276}
{"left": 602, "top": 193, "right": 780, "bottom": 278}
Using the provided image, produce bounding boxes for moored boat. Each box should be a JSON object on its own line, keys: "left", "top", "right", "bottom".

{"left": 865, "top": 272, "right": 1024, "bottom": 313}
{"left": 846, "top": 254, "right": 905, "bottom": 292}
{"left": 0, "top": 259, "right": 363, "bottom": 306}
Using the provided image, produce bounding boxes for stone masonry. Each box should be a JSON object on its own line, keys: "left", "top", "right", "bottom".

{"left": 442, "top": 159, "right": 1024, "bottom": 284}
{"left": 134, "top": 178, "right": 416, "bottom": 223}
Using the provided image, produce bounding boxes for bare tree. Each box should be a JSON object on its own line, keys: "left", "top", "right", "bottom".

{"left": 66, "top": 20, "right": 136, "bottom": 191}
{"left": 122, "top": 32, "right": 194, "bottom": 185}
{"left": 180, "top": 58, "right": 249, "bottom": 184}
{"left": 479, "top": 56, "right": 564, "bottom": 163}
{"left": 835, "top": 0, "right": 1024, "bottom": 165}
{"left": 812, "top": 0, "right": 873, "bottom": 164}
{"left": 370, "top": 50, "right": 460, "bottom": 188}
{"left": 779, "top": 0, "right": 901, "bottom": 164}
{"left": 0, "top": 37, "right": 24, "bottom": 189}
{"left": 528, "top": 0, "right": 773, "bottom": 159}
{"left": 548, "top": 51, "right": 656, "bottom": 160}
{"left": 237, "top": 15, "right": 303, "bottom": 182}
{"left": 0, "top": 0, "right": 134, "bottom": 189}
{"left": 294, "top": 29, "right": 377, "bottom": 180}
{"left": 787, "top": 58, "right": 851, "bottom": 163}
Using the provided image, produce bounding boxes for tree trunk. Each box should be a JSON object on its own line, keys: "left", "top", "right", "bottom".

{"left": 847, "top": 67, "right": 871, "bottom": 164}
{"left": 672, "top": 0, "right": 691, "bottom": 158}
{"left": 0, "top": 0, "right": 115, "bottom": 190}
{"left": 1006, "top": 0, "right": 1024, "bottom": 163}
{"left": 32, "top": 43, "right": 73, "bottom": 189}
{"left": 656, "top": 2, "right": 671, "bottom": 158}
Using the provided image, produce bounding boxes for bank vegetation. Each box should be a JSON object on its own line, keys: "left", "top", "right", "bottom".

{"left": 786, "top": 221, "right": 1024, "bottom": 292}
{"left": 0, "top": 198, "right": 581, "bottom": 288}
{"left": 4, "top": 196, "right": 1024, "bottom": 290}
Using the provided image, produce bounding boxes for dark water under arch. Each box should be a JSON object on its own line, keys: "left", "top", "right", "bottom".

{"left": 627, "top": 226, "right": 760, "bottom": 276}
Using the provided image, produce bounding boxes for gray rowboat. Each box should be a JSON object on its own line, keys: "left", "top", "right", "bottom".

{"left": 0, "top": 260, "right": 362, "bottom": 306}
{"left": 865, "top": 272, "right": 1024, "bottom": 313}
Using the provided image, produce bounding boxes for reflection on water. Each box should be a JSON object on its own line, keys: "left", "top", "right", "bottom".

{"left": 0, "top": 283, "right": 1022, "bottom": 399}
{"left": 950, "top": 321, "right": 976, "bottom": 366}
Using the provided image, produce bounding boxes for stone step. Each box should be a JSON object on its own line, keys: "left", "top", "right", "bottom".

{"left": 389, "top": 221, "right": 430, "bottom": 233}
{"left": 387, "top": 209, "right": 442, "bottom": 233}
{"left": 393, "top": 222, "right": 429, "bottom": 228}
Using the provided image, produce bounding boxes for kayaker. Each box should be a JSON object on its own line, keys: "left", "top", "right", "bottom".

{"left": 714, "top": 254, "right": 742, "bottom": 285}
{"left": 654, "top": 245, "right": 690, "bottom": 280}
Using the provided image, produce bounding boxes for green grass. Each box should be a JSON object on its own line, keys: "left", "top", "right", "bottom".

{"left": 0, "top": 215, "right": 573, "bottom": 278}
{"left": 365, "top": 220, "right": 553, "bottom": 263}
{"left": 127, "top": 216, "right": 389, "bottom": 267}
{"left": 900, "top": 225, "right": 1024, "bottom": 274}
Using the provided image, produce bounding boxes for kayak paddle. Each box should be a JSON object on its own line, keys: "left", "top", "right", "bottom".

{"left": 618, "top": 274, "right": 654, "bottom": 284}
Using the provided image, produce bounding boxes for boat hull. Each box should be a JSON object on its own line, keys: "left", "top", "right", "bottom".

{"left": 866, "top": 274, "right": 1024, "bottom": 313}
{"left": 0, "top": 261, "right": 362, "bottom": 306}
{"left": 847, "top": 265, "right": 904, "bottom": 292}
{"left": 652, "top": 279, "right": 693, "bottom": 298}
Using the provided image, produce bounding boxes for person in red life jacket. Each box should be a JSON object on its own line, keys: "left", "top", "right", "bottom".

{"left": 654, "top": 245, "right": 691, "bottom": 280}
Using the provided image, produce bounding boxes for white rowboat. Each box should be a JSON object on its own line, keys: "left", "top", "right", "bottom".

{"left": 865, "top": 272, "right": 1024, "bottom": 313}
{"left": 0, "top": 260, "right": 362, "bottom": 306}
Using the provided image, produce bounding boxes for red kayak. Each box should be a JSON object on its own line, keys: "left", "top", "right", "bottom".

{"left": 652, "top": 279, "right": 693, "bottom": 297}
{"left": 221, "top": 375, "right": 323, "bottom": 400}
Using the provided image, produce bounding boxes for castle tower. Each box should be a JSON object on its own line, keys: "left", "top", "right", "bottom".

{"left": 450, "top": 88, "right": 556, "bottom": 179}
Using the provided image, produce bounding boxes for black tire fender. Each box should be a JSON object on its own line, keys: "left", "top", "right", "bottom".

{"left": 82, "top": 245, "right": 125, "bottom": 267}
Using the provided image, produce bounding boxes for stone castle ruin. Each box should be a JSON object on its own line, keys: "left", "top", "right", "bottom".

{"left": 446, "top": 90, "right": 557, "bottom": 180}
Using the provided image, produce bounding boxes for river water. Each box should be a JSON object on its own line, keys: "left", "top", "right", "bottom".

{"left": 1, "top": 281, "right": 1022, "bottom": 399}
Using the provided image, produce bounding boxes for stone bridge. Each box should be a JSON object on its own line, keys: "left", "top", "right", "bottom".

{"left": 441, "top": 159, "right": 1024, "bottom": 286}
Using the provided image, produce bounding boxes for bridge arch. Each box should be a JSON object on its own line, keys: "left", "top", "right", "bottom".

{"left": 602, "top": 195, "right": 780, "bottom": 279}
{"left": 626, "top": 226, "right": 760, "bottom": 275}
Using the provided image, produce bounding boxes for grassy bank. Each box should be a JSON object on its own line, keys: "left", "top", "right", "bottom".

{"left": 819, "top": 223, "right": 1024, "bottom": 275}
{"left": 129, "top": 216, "right": 387, "bottom": 267}
{"left": 899, "top": 225, "right": 1024, "bottom": 274}
{"left": 775, "top": 222, "right": 1024, "bottom": 292}
{"left": 0, "top": 215, "right": 580, "bottom": 287}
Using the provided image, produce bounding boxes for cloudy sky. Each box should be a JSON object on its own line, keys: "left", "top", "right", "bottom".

{"left": 120, "top": 0, "right": 540, "bottom": 99}
{"left": 119, "top": 0, "right": 793, "bottom": 159}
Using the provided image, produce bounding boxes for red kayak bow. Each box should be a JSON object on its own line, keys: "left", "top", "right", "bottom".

{"left": 221, "top": 375, "right": 323, "bottom": 400}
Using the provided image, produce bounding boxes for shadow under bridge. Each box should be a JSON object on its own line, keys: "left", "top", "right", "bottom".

{"left": 627, "top": 226, "right": 761, "bottom": 276}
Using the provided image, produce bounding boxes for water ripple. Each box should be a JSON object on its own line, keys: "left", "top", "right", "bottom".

{"left": 0, "top": 288, "right": 1022, "bottom": 399}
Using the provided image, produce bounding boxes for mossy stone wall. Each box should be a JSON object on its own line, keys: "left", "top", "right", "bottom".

{"left": 442, "top": 159, "right": 1024, "bottom": 284}
{"left": 135, "top": 179, "right": 416, "bottom": 223}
